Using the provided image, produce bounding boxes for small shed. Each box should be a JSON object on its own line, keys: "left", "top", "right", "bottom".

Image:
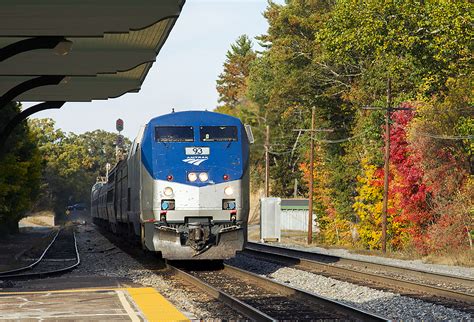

{"left": 280, "top": 199, "right": 317, "bottom": 232}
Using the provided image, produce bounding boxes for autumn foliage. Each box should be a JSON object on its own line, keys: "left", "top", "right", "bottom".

{"left": 215, "top": 0, "right": 473, "bottom": 256}
{"left": 352, "top": 98, "right": 472, "bottom": 254}
{"left": 389, "top": 106, "right": 431, "bottom": 251}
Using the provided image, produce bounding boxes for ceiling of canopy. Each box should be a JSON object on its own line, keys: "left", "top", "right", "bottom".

{"left": 0, "top": 0, "right": 185, "bottom": 102}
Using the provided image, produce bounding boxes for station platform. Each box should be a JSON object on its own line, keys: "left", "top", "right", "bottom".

{"left": 0, "top": 287, "right": 189, "bottom": 321}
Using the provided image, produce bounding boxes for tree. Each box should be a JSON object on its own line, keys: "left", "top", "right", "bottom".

{"left": 214, "top": 0, "right": 473, "bottom": 254}
{"left": 0, "top": 103, "right": 42, "bottom": 234}
{"left": 30, "top": 119, "right": 130, "bottom": 215}
{"left": 318, "top": 0, "right": 473, "bottom": 250}
{"left": 216, "top": 35, "right": 257, "bottom": 110}
{"left": 247, "top": 0, "right": 354, "bottom": 201}
{"left": 318, "top": 0, "right": 473, "bottom": 103}
{"left": 352, "top": 157, "right": 384, "bottom": 249}
{"left": 408, "top": 79, "right": 473, "bottom": 253}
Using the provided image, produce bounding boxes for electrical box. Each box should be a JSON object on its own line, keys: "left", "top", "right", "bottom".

{"left": 260, "top": 197, "right": 281, "bottom": 242}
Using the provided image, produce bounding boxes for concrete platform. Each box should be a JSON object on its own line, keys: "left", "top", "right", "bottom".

{"left": 0, "top": 287, "right": 188, "bottom": 321}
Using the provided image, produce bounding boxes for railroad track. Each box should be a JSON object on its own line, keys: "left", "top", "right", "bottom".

{"left": 0, "top": 226, "right": 80, "bottom": 279}
{"left": 244, "top": 242, "right": 474, "bottom": 311}
{"left": 167, "top": 262, "right": 386, "bottom": 321}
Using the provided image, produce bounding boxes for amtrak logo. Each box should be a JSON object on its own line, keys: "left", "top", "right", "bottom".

{"left": 182, "top": 156, "right": 208, "bottom": 165}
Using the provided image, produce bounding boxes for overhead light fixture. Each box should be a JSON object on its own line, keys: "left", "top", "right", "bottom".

{"left": 53, "top": 39, "right": 73, "bottom": 56}
{"left": 60, "top": 76, "right": 71, "bottom": 84}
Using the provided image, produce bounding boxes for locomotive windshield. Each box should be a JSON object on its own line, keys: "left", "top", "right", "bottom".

{"left": 200, "top": 126, "right": 238, "bottom": 142}
{"left": 155, "top": 126, "right": 194, "bottom": 142}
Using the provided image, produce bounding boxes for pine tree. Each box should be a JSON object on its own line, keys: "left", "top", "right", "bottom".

{"left": 216, "top": 35, "right": 256, "bottom": 109}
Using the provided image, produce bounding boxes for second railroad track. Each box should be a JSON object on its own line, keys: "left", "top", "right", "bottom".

{"left": 0, "top": 225, "right": 80, "bottom": 279}
{"left": 243, "top": 242, "right": 474, "bottom": 312}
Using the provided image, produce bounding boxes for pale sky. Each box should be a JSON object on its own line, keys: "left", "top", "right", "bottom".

{"left": 27, "top": 0, "right": 283, "bottom": 139}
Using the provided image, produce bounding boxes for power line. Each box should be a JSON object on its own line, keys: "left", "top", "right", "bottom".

{"left": 257, "top": 129, "right": 472, "bottom": 144}
{"left": 255, "top": 122, "right": 472, "bottom": 152}
{"left": 314, "top": 127, "right": 376, "bottom": 144}
{"left": 268, "top": 150, "right": 294, "bottom": 155}
{"left": 413, "top": 132, "right": 474, "bottom": 140}
{"left": 267, "top": 136, "right": 312, "bottom": 154}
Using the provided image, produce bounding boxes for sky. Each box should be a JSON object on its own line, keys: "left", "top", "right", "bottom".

{"left": 27, "top": 0, "right": 283, "bottom": 139}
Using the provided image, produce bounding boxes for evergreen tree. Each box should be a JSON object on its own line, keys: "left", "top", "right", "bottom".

{"left": 216, "top": 35, "right": 257, "bottom": 110}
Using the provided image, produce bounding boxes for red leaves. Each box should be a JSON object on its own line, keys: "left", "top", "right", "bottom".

{"left": 385, "top": 104, "right": 434, "bottom": 251}
{"left": 385, "top": 102, "right": 472, "bottom": 254}
{"left": 371, "top": 168, "right": 384, "bottom": 187}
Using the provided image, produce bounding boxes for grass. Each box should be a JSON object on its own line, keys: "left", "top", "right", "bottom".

{"left": 351, "top": 245, "right": 474, "bottom": 267}
{"left": 19, "top": 211, "right": 55, "bottom": 227}
{"left": 423, "top": 249, "right": 474, "bottom": 267}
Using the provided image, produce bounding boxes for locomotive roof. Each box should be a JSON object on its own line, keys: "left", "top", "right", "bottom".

{"left": 141, "top": 110, "right": 249, "bottom": 185}
{"left": 149, "top": 110, "right": 243, "bottom": 126}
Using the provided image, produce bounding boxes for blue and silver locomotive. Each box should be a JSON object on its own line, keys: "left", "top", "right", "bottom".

{"left": 91, "top": 111, "right": 252, "bottom": 260}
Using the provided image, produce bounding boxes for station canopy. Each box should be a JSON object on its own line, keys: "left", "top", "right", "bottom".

{"left": 0, "top": 0, "right": 185, "bottom": 102}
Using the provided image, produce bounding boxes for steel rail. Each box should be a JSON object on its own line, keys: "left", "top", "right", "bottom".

{"left": 245, "top": 242, "right": 474, "bottom": 304}
{"left": 223, "top": 264, "right": 387, "bottom": 321}
{"left": 247, "top": 242, "right": 474, "bottom": 286}
{"left": 0, "top": 231, "right": 80, "bottom": 279}
{"left": 166, "top": 263, "right": 275, "bottom": 322}
{"left": 0, "top": 228, "right": 60, "bottom": 275}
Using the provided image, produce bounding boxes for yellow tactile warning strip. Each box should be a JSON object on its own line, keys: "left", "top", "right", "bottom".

{"left": 0, "top": 287, "right": 189, "bottom": 321}
{"left": 127, "top": 287, "right": 189, "bottom": 321}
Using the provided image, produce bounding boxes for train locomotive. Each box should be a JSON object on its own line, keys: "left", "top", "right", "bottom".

{"left": 91, "top": 111, "right": 252, "bottom": 260}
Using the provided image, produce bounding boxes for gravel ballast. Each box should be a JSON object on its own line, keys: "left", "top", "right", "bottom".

{"left": 227, "top": 254, "right": 472, "bottom": 320}
{"left": 269, "top": 242, "right": 474, "bottom": 279}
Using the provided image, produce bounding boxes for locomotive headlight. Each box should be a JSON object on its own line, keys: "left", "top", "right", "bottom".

{"left": 163, "top": 187, "right": 174, "bottom": 197}
{"left": 224, "top": 186, "right": 234, "bottom": 196}
{"left": 188, "top": 172, "right": 197, "bottom": 182}
{"left": 198, "top": 172, "right": 208, "bottom": 182}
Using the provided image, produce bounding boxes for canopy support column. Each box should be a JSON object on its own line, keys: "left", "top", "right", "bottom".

{"left": 0, "top": 75, "right": 65, "bottom": 110}
{"left": 0, "top": 101, "right": 65, "bottom": 153}
{"left": 0, "top": 36, "right": 67, "bottom": 62}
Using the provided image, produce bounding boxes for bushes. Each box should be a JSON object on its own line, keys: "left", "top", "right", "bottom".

{"left": 349, "top": 95, "right": 473, "bottom": 254}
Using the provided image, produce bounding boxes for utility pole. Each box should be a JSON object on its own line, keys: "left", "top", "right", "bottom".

{"left": 363, "top": 78, "right": 412, "bottom": 253}
{"left": 293, "top": 178, "right": 298, "bottom": 198}
{"left": 293, "top": 108, "right": 333, "bottom": 245}
{"left": 381, "top": 78, "right": 392, "bottom": 253}
{"left": 308, "top": 107, "right": 315, "bottom": 244}
{"left": 265, "top": 125, "right": 270, "bottom": 197}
